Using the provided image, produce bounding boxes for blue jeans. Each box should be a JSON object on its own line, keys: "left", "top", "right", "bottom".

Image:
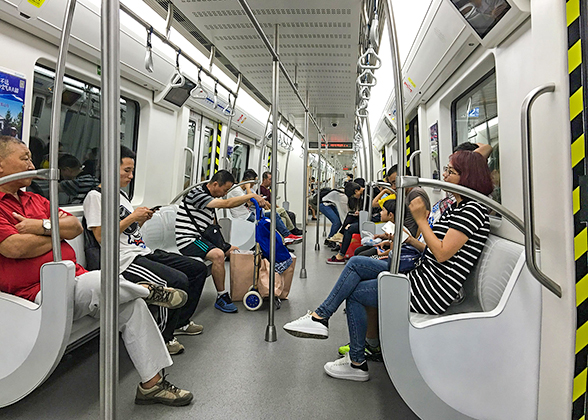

{"left": 315, "top": 256, "right": 387, "bottom": 319}
{"left": 264, "top": 211, "right": 291, "bottom": 238}
{"left": 319, "top": 203, "right": 341, "bottom": 238}
{"left": 346, "top": 279, "right": 379, "bottom": 364}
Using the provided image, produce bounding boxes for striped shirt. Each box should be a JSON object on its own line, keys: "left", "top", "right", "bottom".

{"left": 176, "top": 184, "right": 215, "bottom": 250}
{"left": 408, "top": 198, "right": 489, "bottom": 315}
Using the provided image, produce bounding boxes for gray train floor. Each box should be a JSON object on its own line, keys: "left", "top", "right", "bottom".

{"left": 2, "top": 221, "right": 419, "bottom": 420}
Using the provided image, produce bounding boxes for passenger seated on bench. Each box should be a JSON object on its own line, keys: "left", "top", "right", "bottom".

{"left": 283, "top": 150, "right": 492, "bottom": 382}
{"left": 227, "top": 169, "right": 300, "bottom": 244}
{"left": 0, "top": 136, "right": 193, "bottom": 406}
{"left": 259, "top": 171, "right": 303, "bottom": 236}
{"left": 83, "top": 146, "right": 207, "bottom": 355}
{"left": 176, "top": 169, "right": 266, "bottom": 313}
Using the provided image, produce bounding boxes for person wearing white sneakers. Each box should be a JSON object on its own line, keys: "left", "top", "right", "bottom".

{"left": 284, "top": 150, "right": 493, "bottom": 382}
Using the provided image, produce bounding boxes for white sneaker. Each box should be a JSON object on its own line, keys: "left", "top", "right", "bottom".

{"left": 324, "top": 353, "right": 369, "bottom": 382}
{"left": 283, "top": 311, "right": 328, "bottom": 339}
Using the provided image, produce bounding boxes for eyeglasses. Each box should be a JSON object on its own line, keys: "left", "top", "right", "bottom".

{"left": 443, "top": 165, "right": 459, "bottom": 176}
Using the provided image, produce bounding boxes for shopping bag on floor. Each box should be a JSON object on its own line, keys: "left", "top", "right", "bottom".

{"left": 229, "top": 250, "right": 255, "bottom": 301}
{"left": 278, "top": 254, "right": 296, "bottom": 299}
{"left": 258, "top": 258, "right": 285, "bottom": 298}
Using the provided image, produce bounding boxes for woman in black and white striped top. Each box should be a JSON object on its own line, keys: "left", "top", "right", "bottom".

{"left": 283, "top": 150, "right": 493, "bottom": 381}
{"left": 404, "top": 150, "right": 493, "bottom": 314}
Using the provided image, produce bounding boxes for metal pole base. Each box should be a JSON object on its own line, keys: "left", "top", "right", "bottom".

{"left": 315, "top": 243, "right": 321, "bottom": 251}
{"left": 265, "top": 324, "right": 277, "bottom": 342}
{"left": 300, "top": 268, "right": 307, "bottom": 278}
{"left": 323, "top": 231, "right": 327, "bottom": 237}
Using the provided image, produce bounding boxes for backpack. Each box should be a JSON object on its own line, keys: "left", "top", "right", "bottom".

{"left": 310, "top": 187, "right": 332, "bottom": 206}
{"left": 252, "top": 199, "right": 292, "bottom": 271}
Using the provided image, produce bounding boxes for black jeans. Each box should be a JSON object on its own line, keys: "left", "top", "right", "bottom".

{"left": 340, "top": 222, "right": 360, "bottom": 255}
{"left": 122, "top": 249, "right": 207, "bottom": 342}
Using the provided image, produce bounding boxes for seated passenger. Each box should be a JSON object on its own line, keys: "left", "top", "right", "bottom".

{"left": 175, "top": 169, "right": 266, "bottom": 313}
{"left": 283, "top": 150, "right": 492, "bottom": 382}
{"left": 58, "top": 154, "right": 99, "bottom": 204}
{"left": 227, "top": 169, "right": 300, "bottom": 244}
{"left": 83, "top": 146, "right": 207, "bottom": 355}
{"left": 259, "top": 171, "right": 303, "bottom": 236}
{"left": 0, "top": 136, "right": 192, "bottom": 405}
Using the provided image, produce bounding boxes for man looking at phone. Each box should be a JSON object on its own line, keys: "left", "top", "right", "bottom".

{"left": 83, "top": 146, "right": 207, "bottom": 355}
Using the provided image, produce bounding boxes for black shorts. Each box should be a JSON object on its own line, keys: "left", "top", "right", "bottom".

{"left": 180, "top": 238, "right": 218, "bottom": 259}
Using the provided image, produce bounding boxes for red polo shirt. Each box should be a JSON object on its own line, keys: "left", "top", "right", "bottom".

{"left": 0, "top": 190, "right": 87, "bottom": 301}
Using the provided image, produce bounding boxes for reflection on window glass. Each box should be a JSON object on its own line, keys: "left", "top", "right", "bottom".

{"left": 449, "top": 0, "right": 511, "bottom": 39}
{"left": 452, "top": 70, "right": 500, "bottom": 203}
{"left": 230, "top": 140, "right": 250, "bottom": 182}
{"left": 28, "top": 65, "right": 139, "bottom": 205}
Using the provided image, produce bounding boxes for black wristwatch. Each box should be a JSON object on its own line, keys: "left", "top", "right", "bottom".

{"left": 42, "top": 219, "right": 51, "bottom": 235}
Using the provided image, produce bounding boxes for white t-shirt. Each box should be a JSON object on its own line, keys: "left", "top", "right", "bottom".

{"left": 226, "top": 186, "right": 251, "bottom": 220}
{"left": 83, "top": 189, "right": 151, "bottom": 272}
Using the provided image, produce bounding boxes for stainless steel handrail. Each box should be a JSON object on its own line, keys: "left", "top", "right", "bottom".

{"left": 401, "top": 177, "right": 530, "bottom": 241}
{"left": 0, "top": 169, "right": 50, "bottom": 186}
{"left": 409, "top": 150, "right": 421, "bottom": 172}
{"left": 49, "top": 0, "right": 78, "bottom": 261}
{"left": 365, "top": 117, "right": 375, "bottom": 219}
{"left": 170, "top": 179, "right": 210, "bottom": 204}
{"left": 400, "top": 176, "right": 561, "bottom": 298}
{"left": 184, "top": 147, "right": 195, "bottom": 185}
{"left": 265, "top": 23, "right": 279, "bottom": 343}
{"left": 101, "top": 0, "right": 121, "bottom": 416}
{"left": 520, "top": 84, "right": 561, "bottom": 298}
{"left": 300, "top": 89, "right": 310, "bottom": 278}
{"left": 226, "top": 179, "right": 260, "bottom": 194}
{"left": 382, "top": 0, "right": 407, "bottom": 274}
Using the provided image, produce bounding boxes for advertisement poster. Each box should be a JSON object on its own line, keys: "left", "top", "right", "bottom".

{"left": 0, "top": 68, "right": 26, "bottom": 139}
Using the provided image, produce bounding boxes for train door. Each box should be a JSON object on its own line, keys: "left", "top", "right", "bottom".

{"left": 198, "top": 117, "right": 217, "bottom": 181}
{"left": 184, "top": 113, "right": 202, "bottom": 188}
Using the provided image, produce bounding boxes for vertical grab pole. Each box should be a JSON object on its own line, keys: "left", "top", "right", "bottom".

{"left": 365, "top": 117, "right": 375, "bottom": 220}
{"left": 100, "top": 0, "right": 121, "bottom": 417}
{"left": 383, "top": 0, "right": 406, "bottom": 274}
{"left": 300, "top": 90, "right": 310, "bottom": 278}
{"left": 48, "top": 0, "right": 78, "bottom": 260}
{"left": 265, "top": 23, "right": 279, "bottom": 343}
{"left": 315, "top": 126, "right": 322, "bottom": 250}
{"left": 323, "top": 140, "right": 329, "bottom": 237}
{"left": 258, "top": 106, "right": 271, "bottom": 182}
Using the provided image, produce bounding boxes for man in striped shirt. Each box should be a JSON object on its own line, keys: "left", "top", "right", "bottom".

{"left": 176, "top": 170, "right": 267, "bottom": 313}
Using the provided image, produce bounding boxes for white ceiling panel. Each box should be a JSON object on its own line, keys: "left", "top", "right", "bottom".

{"left": 150, "top": 0, "right": 363, "bottom": 146}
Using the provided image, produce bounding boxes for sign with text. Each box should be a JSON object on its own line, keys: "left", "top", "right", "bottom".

{"left": 309, "top": 142, "right": 353, "bottom": 150}
{"left": 0, "top": 68, "right": 26, "bottom": 139}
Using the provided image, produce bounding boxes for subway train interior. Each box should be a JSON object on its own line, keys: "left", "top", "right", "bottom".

{"left": 0, "top": 0, "right": 584, "bottom": 418}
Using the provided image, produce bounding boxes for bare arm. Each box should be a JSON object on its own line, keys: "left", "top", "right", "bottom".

{"left": 371, "top": 188, "right": 393, "bottom": 208}
{"left": 0, "top": 211, "right": 82, "bottom": 259}
{"left": 91, "top": 207, "right": 152, "bottom": 244}
{"left": 475, "top": 143, "right": 493, "bottom": 160}
{"left": 207, "top": 193, "right": 265, "bottom": 209}
{"left": 409, "top": 197, "right": 468, "bottom": 262}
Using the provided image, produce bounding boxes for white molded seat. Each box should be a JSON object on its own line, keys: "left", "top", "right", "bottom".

{"left": 0, "top": 261, "right": 76, "bottom": 408}
{"left": 378, "top": 235, "right": 542, "bottom": 420}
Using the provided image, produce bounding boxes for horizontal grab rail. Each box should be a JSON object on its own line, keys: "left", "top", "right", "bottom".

{"left": 399, "top": 176, "right": 539, "bottom": 247}
{"left": 170, "top": 179, "right": 210, "bottom": 205}
{"left": 400, "top": 176, "right": 562, "bottom": 298}
{"left": 226, "top": 179, "right": 260, "bottom": 194}
{"left": 0, "top": 169, "right": 51, "bottom": 186}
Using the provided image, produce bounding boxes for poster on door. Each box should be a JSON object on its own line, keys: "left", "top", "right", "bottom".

{"left": 0, "top": 68, "right": 26, "bottom": 139}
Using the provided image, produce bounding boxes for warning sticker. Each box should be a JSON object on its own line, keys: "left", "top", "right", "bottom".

{"left": 27, "top": 0, "right": 46, "bottom": 8}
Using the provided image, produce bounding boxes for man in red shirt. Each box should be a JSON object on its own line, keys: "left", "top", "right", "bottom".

{"left": 0, "top": 136, "right": 193, "bottom": 406}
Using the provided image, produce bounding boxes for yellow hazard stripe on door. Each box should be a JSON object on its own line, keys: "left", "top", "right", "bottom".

{"left": 214, "top": 122, "right": 222, "bottom": 174}
{"left": 569, "top": 0, "right": 588, "bottom": 417}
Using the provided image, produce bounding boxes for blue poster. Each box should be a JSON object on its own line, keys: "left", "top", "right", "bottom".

{"left": 0, "top": 69, "right": 26, "bottom": 139}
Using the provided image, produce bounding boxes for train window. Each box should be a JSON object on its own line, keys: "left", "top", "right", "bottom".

{"left": 230, "top": 139, "right": 250, "bottom": 182}
{"left": 451, "top": 69, "right": 500, "bottom": 203}
{"left": 28, "top": 64, "right": 139, "bottom": 205}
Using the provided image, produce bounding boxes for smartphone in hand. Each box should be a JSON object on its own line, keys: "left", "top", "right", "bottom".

{"left": 150, "top": 205, "right": 162, "bottom": 212}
